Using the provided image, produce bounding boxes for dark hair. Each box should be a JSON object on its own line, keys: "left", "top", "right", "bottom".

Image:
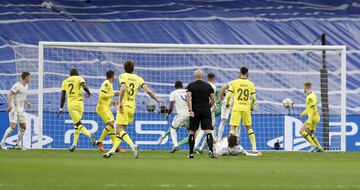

{"left": 174, "top": 81, "right": 183, "bottom": 89}
{"left": 304, "top": 81, "right": 312, "bottom": 87}
{"left": 240, "top": 67, "right": 248, "bottom": 75}
{"left": 124, "top": 60, "right": 134, "bottom": 73}
{"left": 70, "top": 68, "right": 79, "bottom": 76}
{"left": 21, "top": 72, "right": 31, "bottom": 80}
{"left": 228, "top": 135, "right": 238, "bottom": 148}
{"left": 106, "top": 70, "right": 115, "bottom": 79}
{"left": 207, "top": 73, "right": 215, "bottom": 80}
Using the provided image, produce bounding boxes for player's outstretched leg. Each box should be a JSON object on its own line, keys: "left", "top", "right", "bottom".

{"left": 310, "top": 134, "right": 323, "bottom": 152}
{"left": 300, "top": 128, "right": 317, "bottom": 152}
{"left": 157, "top": 128, "right": 171, "bottom": 144}
{"left": 104, "top": 124, "right": 138, "bottom": 159}
{"left": 78, "top": 124, "right": 96, "bottom": 145}
{"left": 69, "top": 125, "right": 80, "bottom": 151}
{"left": 217, "top": 119, "right": 227, "bottom": 141}
{"left": 1, "top": 124, "right": 16, "bottom": 150}
{"left": 194, "top": 130, "right": 204, "bottom": 154}
{"left": 170, "top": 137, "right": 189, "bottom": 153}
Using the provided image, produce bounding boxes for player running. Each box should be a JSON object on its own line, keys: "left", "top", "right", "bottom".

{"left": 57, "top": 68, "right": 96, "bottom": 151}
{"left": 214, "top": 135, "right": 261, "bottom": 157}
{"left": 225, "top": 67, "right": 258, "bottom": 152}
{"left": 300, "top": 82, "right": 323, "bottom": 152}
{"left": 157, "top": 81, "right": 190, "bottom": 153}
{"left": 96, "top": 70, "right": 125, "bottom": 153}
{"left": 103, "top": 60, "right": 163, "bottom": 159}
{"left": 1, "top": 72, "right": 31, "bottom": 150}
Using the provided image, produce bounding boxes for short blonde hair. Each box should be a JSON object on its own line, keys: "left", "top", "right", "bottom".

{"left": 194, "top": 69, "right": 203, "bottom": 78}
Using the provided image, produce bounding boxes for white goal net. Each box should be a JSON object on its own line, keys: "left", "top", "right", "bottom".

{"left": 12, "top": 42, "right": 346, "bottom": 151}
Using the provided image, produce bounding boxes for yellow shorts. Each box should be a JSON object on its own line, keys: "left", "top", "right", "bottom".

{"left": 116, "top": 106, "right": 135, "bottom": 126}
{"left": 96, "top": 105, "right": 114, "bottom": 124}
{"left": 68, "top": 101, "right": 84, "bottom": 124}
{"left": 304, "top": 116, "right": 320, "bottom": 131}
{"left": 229, "top": 110, "right": 252, "bottom": 127}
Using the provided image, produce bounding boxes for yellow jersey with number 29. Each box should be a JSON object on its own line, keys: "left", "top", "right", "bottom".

{"left": 228, "top": 78, "right": 256, "bottom": 111}
{"left": 61, "top": 76, "right": 85, "bottom": 103}
{"left": 119, "top": 73, "right": 145, "bottom": 108}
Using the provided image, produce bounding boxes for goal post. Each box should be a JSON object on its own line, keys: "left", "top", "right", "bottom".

{"left": 14, "top": 41, "right": 347, "bottom": 151}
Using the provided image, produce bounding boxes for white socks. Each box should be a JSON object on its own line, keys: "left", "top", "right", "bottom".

{"left": 218, "top": 120, "right": 226, "bottom": 141}
{"left": 170, "top": 128, "right": 178, "bottom": 147}
{"left": 194, "top": 130, "right": 204, "bottom": 148}
{"left": 1, "top": 127, "right": 13, "bottom": 143}
{"left": 17, "top": 128, "right": 26, "bottom": 145}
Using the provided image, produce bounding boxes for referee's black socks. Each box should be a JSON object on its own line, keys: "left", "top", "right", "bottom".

{"left": 206, "top": 133, "right": 213, "bottom": 153}
{"left": 189, "top": 134, "right": 195, "bottom": 154}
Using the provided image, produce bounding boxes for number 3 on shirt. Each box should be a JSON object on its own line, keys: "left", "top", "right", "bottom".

{"left": 128, "top": 83, "right": 135, "bottom": 96}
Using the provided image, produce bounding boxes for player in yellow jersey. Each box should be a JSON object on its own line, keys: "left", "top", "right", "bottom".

{"left": 300, "top": 82, "right": 323, "bottom": 152}
{"left": 103, "top": 60, "right": 164, "bottom": 159}
{"left": 225, "top": 67, "right": 258, "bottom": 152}
{"left": 96, "top": 70, "right": 125, "bottom": 153}
{"left": 57, "top": 69, "right": 96, "bottom": 151}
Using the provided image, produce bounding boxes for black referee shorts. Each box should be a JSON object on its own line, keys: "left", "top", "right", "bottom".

{"left": 189, "top": 108, "right": 213, "bottom": 131}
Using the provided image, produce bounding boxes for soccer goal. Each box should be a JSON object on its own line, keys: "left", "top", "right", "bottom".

{"left": 11, "top": 42, "right": 347, "bottom": 151}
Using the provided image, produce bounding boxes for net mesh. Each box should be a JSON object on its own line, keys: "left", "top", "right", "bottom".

{"left": 13, "top": 43, "right": 345, "bottom": 151}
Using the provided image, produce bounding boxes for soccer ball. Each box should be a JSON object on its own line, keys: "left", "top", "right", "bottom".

{"left": 282, "top": 98, "right": 293, "bottom": 108}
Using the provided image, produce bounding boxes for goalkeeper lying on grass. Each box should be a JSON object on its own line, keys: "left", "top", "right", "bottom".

{"left": 214, "top": 135, "right": 262, "bottom": 157}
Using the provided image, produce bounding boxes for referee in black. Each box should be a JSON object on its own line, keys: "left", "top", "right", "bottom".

{"left": 186, "top": 69, "right": 216, "bottom": 158}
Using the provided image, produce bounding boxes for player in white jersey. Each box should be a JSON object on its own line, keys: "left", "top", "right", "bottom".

{"left": 1, "top": 72, "right": 31, "bottom": 150}
{"left": 194, "top": 73, "right": 218, "bottom": 153}
{"left": 157, "top": 81, "right": 190, "bottom": 153}
{"left": 214, "top": 135, "right": 261, "bottom": 157}
{"left": 217, "top": 82, "right": 235, "bottom": 141}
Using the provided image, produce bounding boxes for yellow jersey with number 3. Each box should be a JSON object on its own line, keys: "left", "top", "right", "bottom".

{"left": 61, "top": 76, "right": 85, "bottom": 103}
{"left": 97, "top": 79, "right": 114, "bottom": 107}
{"left": 119, "top": 73, "right": 145, "bottom": 108}
{"left": 228, "top": 78, "right": 256, "bottom": 111}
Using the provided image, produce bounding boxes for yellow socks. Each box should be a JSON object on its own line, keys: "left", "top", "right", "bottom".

{"left": 247, "top": 128, "right": 257, "bottom": 151}
{"left": 300, "top": 131, "right": 316, "bottom": 147}
{"left": 99, "top": 125, "right": 115, "bottom": 143}
{"left": 119, "top": 130, "right": 135, "bottom": 149}
{"left": 79, "top": 125, "right": 91, "bottom": 137}
{"left": 73, "top": 126, "right": 80, "bottom": 145}
{"left": 310, "top": 134, "right": 322, "bottom": 148}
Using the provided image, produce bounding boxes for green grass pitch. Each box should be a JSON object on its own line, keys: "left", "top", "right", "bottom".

{"left": 0, "top": 150, "right": 359, "bottom": 190}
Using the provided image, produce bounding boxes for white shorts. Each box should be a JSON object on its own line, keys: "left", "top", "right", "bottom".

{"left": 171, "top": 114, "right": 189, "bottom": 129}
{"left": 9, "top": 111, "right": 26, "bottom": 124}
{"left": 221, "top": 103, "right": 231, "bottom": 120}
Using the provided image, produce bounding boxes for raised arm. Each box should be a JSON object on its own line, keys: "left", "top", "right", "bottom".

{"left": 220, "top": 83, "right": 229, "bottom": 102}
{"left": 142, "top": 84, "right": 162, "bottom": 103}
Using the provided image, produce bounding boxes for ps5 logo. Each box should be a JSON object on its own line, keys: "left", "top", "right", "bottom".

{"left": 267, "top": 116, "right": 358, "bottom": 151}
{"left": 6, "top": 113, "right": 53, "bottom": 148}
